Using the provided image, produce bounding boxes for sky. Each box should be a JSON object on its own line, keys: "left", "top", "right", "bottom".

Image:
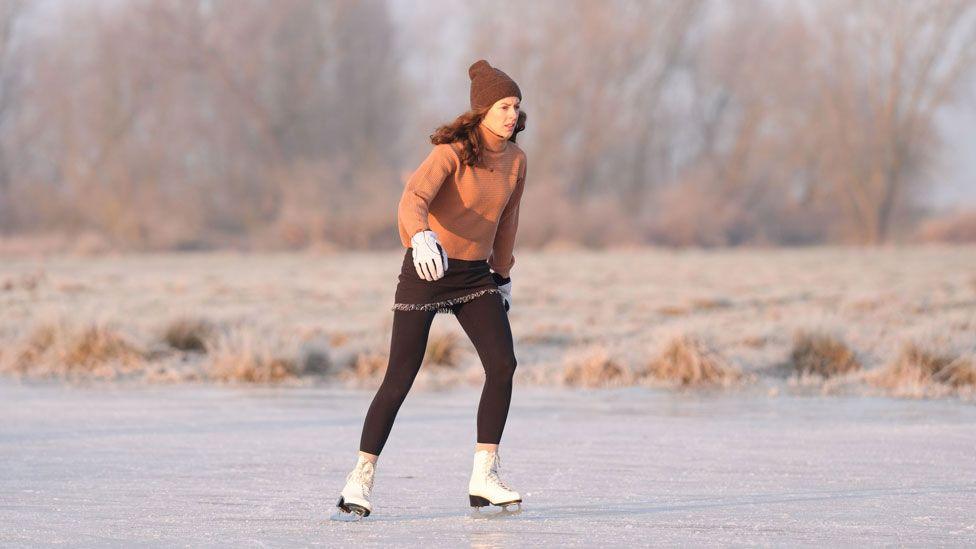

{"left": 934, "top": 99, "right": 976, "bottom": 209}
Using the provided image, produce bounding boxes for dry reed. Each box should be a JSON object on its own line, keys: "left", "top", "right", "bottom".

{"left": 644, "top": 334, "right": 741, "bottom": 387}
{"left": 867, "top": 341, "right": 976, "bottom": 397}
{"left": 0, "top": 320, "right": 145, "bottom": 380}
{"left": 561, "top": 346, "right": 631, "bottom": 388}
{"left": 207, "top": 329, "right": 297, "bottom": 383}
{"left": 789, "top": 331, "right": 861, "bottom": 377}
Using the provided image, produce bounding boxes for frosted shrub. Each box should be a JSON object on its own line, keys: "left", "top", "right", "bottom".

{"left": 644, "top": 334, "right": 741, "bottom": 387}
{"left": 789, "top": 331, "right": 861, "bottom": 377}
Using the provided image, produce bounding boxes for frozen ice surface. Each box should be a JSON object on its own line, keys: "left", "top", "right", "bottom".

{"left": 2, "top": 382, "right": 975, "bottom": 547}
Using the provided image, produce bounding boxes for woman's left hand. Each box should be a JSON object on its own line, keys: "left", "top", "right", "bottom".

{"left": 491, "top": 271, "right": 512, "bottom": 312}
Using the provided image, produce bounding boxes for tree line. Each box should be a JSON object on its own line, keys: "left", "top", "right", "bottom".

{"left": 0, "top": 0, "right": 973, "bottom": 251}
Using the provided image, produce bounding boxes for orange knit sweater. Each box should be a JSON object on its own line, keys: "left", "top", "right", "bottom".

{"left": 397, "top": 123, "right": 527, "bottom": 279}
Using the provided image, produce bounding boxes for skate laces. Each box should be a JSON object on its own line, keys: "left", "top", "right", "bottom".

{"left": 486, "top": 452, "right": 513, "bottom": 492}
{"left": 347, "top": 460, "right": 374, "bottom": 497}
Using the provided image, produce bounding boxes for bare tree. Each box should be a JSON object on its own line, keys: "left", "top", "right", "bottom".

{"left": 808, "top": 0, "right": 976, "bottom": 243}
{"left": 0, "top": 0, "right": 28, "bottom": 232}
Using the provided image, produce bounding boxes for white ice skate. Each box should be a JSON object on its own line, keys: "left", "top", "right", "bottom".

{"left": 335, "top": 455, "right": 375, "bottom": 519}
{"left": 468, "top": 449, "right": 522, "bottom": 511}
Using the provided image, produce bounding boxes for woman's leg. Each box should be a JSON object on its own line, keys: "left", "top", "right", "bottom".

{"left": 358, "top": 308, "right": 438, "bottom": 456}
{"left": 453, "top": 293, "right": 518, "bottom": 446}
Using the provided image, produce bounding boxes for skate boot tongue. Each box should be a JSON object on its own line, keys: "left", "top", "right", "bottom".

{"left": 487, "top": 453, "right": 512, "bottom": 491}
{"left": 351, "top": 460, "right": 375, "bottom": 496}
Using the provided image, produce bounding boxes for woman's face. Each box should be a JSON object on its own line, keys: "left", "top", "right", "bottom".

{"left": 481, "top": 96, "right": 520, "bottom": 137}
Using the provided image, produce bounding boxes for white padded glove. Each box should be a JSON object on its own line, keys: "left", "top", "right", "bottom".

{"left": 491, "top": 271, "right": 512, "bottom": 312}
{"left": 411, "top": 230, "right": 449, "bottom": 281}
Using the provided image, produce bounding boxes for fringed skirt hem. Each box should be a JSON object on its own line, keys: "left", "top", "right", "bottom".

{"left": 391, "top": 287, "right": 501, "bottom": 315}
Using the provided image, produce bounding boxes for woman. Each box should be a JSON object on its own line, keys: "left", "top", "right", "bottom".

{"left": 336, "top": 59, "right": 528, "bottom": 519}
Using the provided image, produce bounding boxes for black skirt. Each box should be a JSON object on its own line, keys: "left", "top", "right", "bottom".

{"left": 391, "top": 248, "right": 502, "bottom": 315}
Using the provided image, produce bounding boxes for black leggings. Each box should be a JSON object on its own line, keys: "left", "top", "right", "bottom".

{"left": 359, "top": 292, "right": 517, "bottom": 455}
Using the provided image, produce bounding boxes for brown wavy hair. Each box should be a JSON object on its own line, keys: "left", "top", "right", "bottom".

{"left": 430, "top": 105, "right": 527, "bottom": 168}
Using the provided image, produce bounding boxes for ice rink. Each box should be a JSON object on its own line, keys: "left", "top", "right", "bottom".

{"left": 2, "top": 382, "right": 975, "bottom": 546}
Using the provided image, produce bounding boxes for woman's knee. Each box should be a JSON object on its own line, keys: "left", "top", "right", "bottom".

{"left": 374, "top": 373, "right": 415, "bottom": 405}
{"left": 487, "top": 353, "right": 518, "bottom": 380}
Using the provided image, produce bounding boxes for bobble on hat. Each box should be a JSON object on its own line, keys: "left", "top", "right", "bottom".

{"left": 468, "top": 59, "right": 522, "bottom": 111}
{"left": 469, "top": 59, "right": 492, "bottom": 80}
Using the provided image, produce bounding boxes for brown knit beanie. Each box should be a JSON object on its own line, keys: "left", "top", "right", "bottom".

{"left": 469, "top": 59, "right": 521, "bottom": 111}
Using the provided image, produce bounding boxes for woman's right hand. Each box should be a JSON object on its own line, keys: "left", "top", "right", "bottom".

{"left": 410, "top": 230, "right": 449, "bottom": 281}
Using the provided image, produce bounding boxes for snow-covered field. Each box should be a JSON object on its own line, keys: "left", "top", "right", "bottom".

{"left": 1, "top": 246, "right": 974, "bottom": 393}
{"left": 2, "top": 382, "right": 974, "bottom": 546}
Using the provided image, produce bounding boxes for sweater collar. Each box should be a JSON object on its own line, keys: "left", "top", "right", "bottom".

{"left": 477, "top": 122, "right": 509, "bottom": 153}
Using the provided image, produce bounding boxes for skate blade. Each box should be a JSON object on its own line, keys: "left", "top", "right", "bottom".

{"left": 469, "top": 504, "right": 522, "bottom": 519}
{"left": 468, "top": 496, "right": 522, "bottom": 519}
{"left": 332, "top": 496, "right": 370, "bottom": 521}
